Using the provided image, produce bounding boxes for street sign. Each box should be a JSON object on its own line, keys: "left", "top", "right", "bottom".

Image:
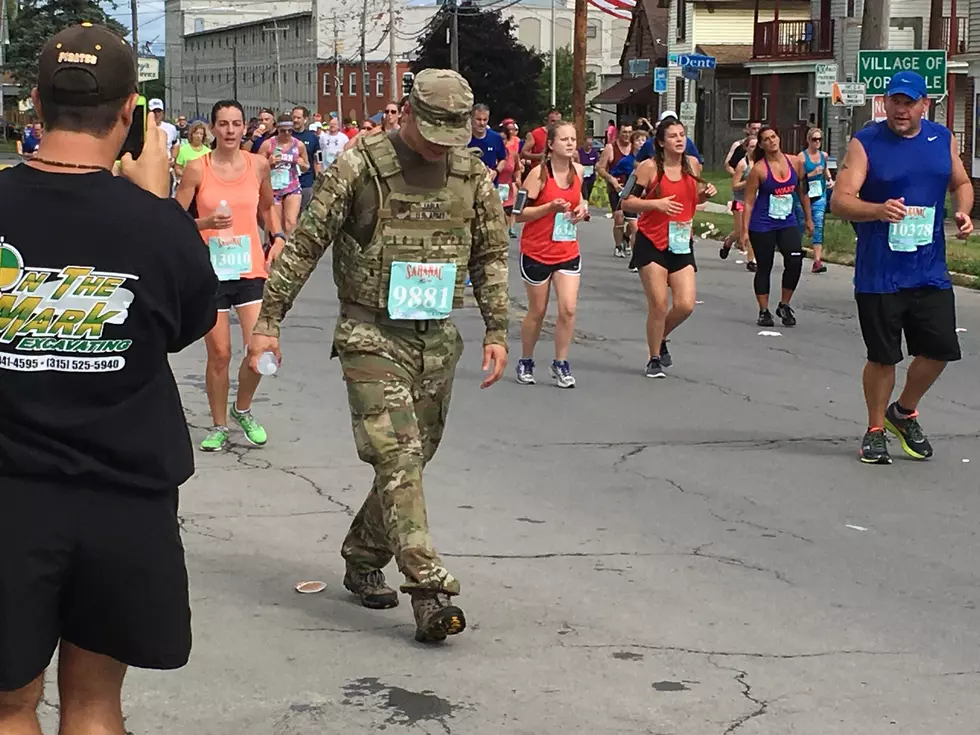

{"left": 815, "top": 63, "right": 837, "bottom": 98}
{"left": 138, "top": 57, "right": 159, "bottom": 83}
{"left": 628, "top": 59, "right": 651, "bottom": 78}
{"left": 831, "top": 81, "right": 866, "bottom": 107}
{"left": 857, "top": 50, "right": 946, "bottom": 97}
{"left": 667, "top": 53, "right": 716, "bottom": 70}
{"left": 872, "top": 95, "right": 887, "bottom": 122}
{"left": 682, "top": 66, "right": 701, "bottom": 81}
{"left": 679, "top": 101, "right": 697, "bottom": 126}
{"left": 653, "top": 67, "right": 668, "bottom": 94}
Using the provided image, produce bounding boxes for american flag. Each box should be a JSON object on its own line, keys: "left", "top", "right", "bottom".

{"left": 587, "top": 0, "right": 635, "bottom": 21}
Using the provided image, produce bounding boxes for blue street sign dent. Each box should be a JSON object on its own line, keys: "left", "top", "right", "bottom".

{"left": 669, "top": 53, "right": 716, "bottom": 69}
{"left": 654, "top": 67, "right": 668, "bottom": 93}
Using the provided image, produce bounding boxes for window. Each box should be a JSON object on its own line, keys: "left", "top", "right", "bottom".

{"left": 675, "top": 77, "right": 685, "bottom": 108}
{"left": 363, "top": 73, "right": 370, "bottom": 96}
{"left": 295, "top": 25, "right": 300, "bottom": 39}
{"left": 586, "top": 24, "right": 597, "bottom": 38}
{"left": 676, "top": 1, "right": 687, "bottom": 41}
{"left": 308, "top": 70, "right": 312, "bottom": 84}
{"left": 323, "top": 73, "right": 331, "bottom": 95}
{"left": 295, "top": 70, "right": 300, "bottom": 84}
{"left": 798, "top": 97, "right": 810, "bottom": 122}
{"left": 730, "top": 95, "right": 768, "bottom": 122}
{"left": 376, "top": 72, "right": 384, "bottom": 96}
{"left": 349, "top": 73, "right": 356, "bottom": 96}
{"left": 194, "top": 18, "right": 205, "bottom": 32}
{"left": 846, "top": 0, "right": 856, "bottom": 17}
{"left": 252, "top": 72, "right": 256, "bottom": 84}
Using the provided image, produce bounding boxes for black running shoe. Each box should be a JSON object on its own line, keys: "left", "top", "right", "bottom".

{"left": 659, "top": 340, "right": 672, "bottom": 368}
{"left": 757, "top": 309, "right": 775, "bottom": 327}
{"left": 884, "top": 403, "right": 934, "bottom": 459}
{"left": 645, "top": 356, "right": 666, "bottom": 378}
{"left": 719, "top": 245, "right": 731, "bottom": 260}
{"left": 775, "top": 302, "right": 796, "bottom": 327}
{"left": 746, "top": 261, "right": 758, "bottom": 272}
{"left": 859, "top": 428, "right": 892, "bottom": 465}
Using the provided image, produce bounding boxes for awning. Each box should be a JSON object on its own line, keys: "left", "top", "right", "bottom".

{"left": 591, "top": 75, "right": 655, "bottom": 105}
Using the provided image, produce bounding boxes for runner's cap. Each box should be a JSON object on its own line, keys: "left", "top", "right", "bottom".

{"left": 37, "top": 23, "right": 136, "bottom": 106}
{"left": 659, "top": 110, "right": 678, "bottom": 122}
{"left": 409, "top": 69, "right": 473, "bottom": 147}
{"left": 886, "top": 71, "right": 927, "bottom": 100}
{"left": 148, "top": 98, "right": 165, "bottom": 111}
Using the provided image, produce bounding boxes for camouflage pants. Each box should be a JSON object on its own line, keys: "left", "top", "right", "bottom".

{"left": 335, "top": 315, "right": 464, "bottom": 595}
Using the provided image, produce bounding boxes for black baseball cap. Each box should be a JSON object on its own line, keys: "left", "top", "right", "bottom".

{"left": 37, "top": 23, "right": 137, "bottom": 105}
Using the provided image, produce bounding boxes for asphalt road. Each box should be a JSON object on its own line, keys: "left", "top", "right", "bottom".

{"left": 35, "top": 217, "right": 980, "bottom": 734}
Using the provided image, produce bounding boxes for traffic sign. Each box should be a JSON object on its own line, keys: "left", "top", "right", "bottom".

{"left": 679, "top": 101, "right": 697, "bottom": 126}
{"left": 682, "top": 66, "right": 701, "bottom": 81}
{"left": 831, "top": 81, "right": 866, "bottom": 107}
{"left": 815, "top": 63, "right": 837, "bottom": 98}
{"left": 667, "top": 53, "right": 716, "bottom": 70}
{"left": 857, "top": 50, "right": 946, "bottom": 97}
{"left": 653, "top": 67, "right": 668, "bottom": 94}
{"left": 138, "top": 57, "right": 159, "bottom": 83}
{"left": 872, "top": 95, "right": 887, "bottom": 122}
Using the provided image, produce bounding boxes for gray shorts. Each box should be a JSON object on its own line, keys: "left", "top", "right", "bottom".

{"left": 300, "top": 187, "right": 314, "bottom": 212}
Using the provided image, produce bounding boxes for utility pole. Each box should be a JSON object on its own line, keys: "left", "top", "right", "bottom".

{"left": 263, "top": 23, "right": 289, "bottom": 112}
{"left": 360, "top": 0, "right": 368, "bottom": 120}
{"left": 232, "top": 45, "right": 238, "bottom": 100}
{"left": 193, "top": 56, "right": 200, "bottom": 117}
{"left": 851, "top": 0, "right": 889, "bottom": 131}
{"left": 450, "top": 0, "right": 459, "bottom": 72}
{"left": 0, "top": 0, "right": 7, "bottom": 140}
{"left": 388, "top": 0, "right": 398, "bottom": 102}
{"left": 572, "top": 0, "right": 587, "bottom": 143}
{"left": 550, "top": 0, "right": 556, "bottom": 107}
{"left": 927, "top": 0, "right": 943, "bottom": 121}
{"left": 334, "top": 14, "right": 343, "bottom": 124}
{"left": 947, "top": 0, "right": 958, "bottom": 130}
{"left": 130, "top": 0, "right": 139, "bottom": 57}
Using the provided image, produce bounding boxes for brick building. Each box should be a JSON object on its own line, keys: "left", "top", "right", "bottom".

{"left": 317, "top": 61, "right": 413, "bottom": 124}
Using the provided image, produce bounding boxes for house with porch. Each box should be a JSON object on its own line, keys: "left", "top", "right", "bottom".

{"left": 746, "top": 0, "right": 969, "bottom": 160}
{"left": 590, "top": 0, "right": 669, "bottom": 125}
{"left": 942, "top": 0, "right": 980, "bottom": 213}
{"left": 660, "top": 0, "right": 813, "bottom": 167}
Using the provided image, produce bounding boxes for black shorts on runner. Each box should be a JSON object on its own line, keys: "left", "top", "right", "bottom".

{"left": 0, "top": 482, "right": 191, "bottom": 692}
{"left": 216, "top": 277, "right": 266, "bottom": 312}
{"left": 520, "top": 253, "right": 582, "bottom": 285}
{"left": 607, "top": 183, "right": 621, "bottom": 212}
{"left": 856, "top": 287, "right": 961, "bottom": 366}
{"left": 631, "top": 230, "right": 697, "bottom": 274}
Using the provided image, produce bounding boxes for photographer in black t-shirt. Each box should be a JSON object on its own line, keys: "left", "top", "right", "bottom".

{"left": 0, "top": 24, "right": 217, "bottom": 732}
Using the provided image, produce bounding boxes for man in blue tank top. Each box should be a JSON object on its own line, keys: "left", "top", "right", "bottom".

{"left": 832, "top": 70, "right": 974, "bottom": 465}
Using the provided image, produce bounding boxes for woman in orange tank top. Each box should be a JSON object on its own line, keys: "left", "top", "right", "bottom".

{"left": 175, "top": 100, "right": 285, "bottom": 452}
{"left": 621, "top": 117, "right": 717, "bottom": 378}
{"left": 513, "top": 121, "right": 588, "bottom": 389}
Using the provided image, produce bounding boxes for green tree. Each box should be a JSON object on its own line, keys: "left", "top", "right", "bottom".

{"left": 142, "top": 62, "right": 165, "bottom": 102}
{"left": 537, "top": 46, "right": 596, "bottom": 121}
{"left": 4, "top": 0, "right": 128, "bottom": 91}
{"left": 412, "top": 2, "right": 545, "bottom": 126}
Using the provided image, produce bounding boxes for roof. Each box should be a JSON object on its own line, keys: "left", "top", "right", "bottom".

{"left": 185, "top": 11, "right": 311, "bottom": 38}
{"left": 591, "top": 75, "right": 656, "bottom": 104}
{"left": 696, "top": 44, "right": 753, "bottom": 65}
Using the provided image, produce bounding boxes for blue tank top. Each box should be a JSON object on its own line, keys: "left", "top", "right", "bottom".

{"left": 853, "top": 120, "right": 952, "bottom": 294}
{"left": 749, "top": 154, "right": 798, "bottom": 232}
{"left": 801, "top": 150, "right": 826, "bottom": 199}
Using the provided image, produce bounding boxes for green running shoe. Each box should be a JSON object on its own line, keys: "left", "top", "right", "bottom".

{"left": 201, "top": 426, "right": 229, "bottom": 452}
{"left": 230, "top": 405, "right": 268, "bottom": 446}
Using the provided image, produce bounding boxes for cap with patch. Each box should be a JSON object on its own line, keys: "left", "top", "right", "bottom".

{"left": 659, "top": 110, "right": 678, "bottom": 122}
{"left": 148, "top": 98, "right": 164, "bottom": 111}
{"left": 409, "top": 69, "right": 473, "bottom": 147}
{"left": 38, "top": 23, "right": 136, "bottom": 106}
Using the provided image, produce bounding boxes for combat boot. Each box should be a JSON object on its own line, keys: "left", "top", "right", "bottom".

{"left": 343, "top": 568, "right": 399, "bottom": 609}
{"left": 410, "top": 591, "right": 466, "bottom": 643}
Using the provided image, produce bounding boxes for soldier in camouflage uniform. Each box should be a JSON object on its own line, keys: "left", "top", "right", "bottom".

{"left": 248, "top": 69, "right": 510, "bottom": 643}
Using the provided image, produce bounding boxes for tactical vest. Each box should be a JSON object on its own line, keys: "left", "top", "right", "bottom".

{"left": 333, "top": 133, "right": 479, "bottom": 311}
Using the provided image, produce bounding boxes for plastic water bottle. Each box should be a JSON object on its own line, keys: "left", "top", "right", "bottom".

{"left": 256, "top": 352, "right": 279, "bottom": 376}
{"left": 215, "top": 199, "right": 234, "bottom": 239}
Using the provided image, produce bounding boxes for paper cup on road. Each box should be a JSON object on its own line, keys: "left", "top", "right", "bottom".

{"left": 295, "top": 580, "right": 327, "bottom": 594}
{"left": 757, "top": 331, "right": 782, "bottom": 337}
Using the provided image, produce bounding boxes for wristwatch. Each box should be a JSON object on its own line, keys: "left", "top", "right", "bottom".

{"left": 271, "top": 232, "right": 286, "bottom": 243}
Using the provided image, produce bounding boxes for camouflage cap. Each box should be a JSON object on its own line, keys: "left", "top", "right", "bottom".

{"left": 409, "top": 69, "right": 473, "bottom": 147}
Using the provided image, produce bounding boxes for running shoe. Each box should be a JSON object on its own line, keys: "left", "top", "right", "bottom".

{"left": 884, "top": 403, "right": 933, "bottom": 459}
{"left": 516, "top": 358, "right": 535, "bottom": 385}
{"left": 614, "top": 244, "right": 625, "bottom": 258}
{"left": 465, "top": 275, "right": 472, "bottom": 286}
{"left": 659, "top": 340, "right": 672, "bottom": 368}
{"left": 230, "top": 405, "right": 268, "bottom": 446}
{"left": 551, "top": 360, "right": 576, "bottom": 388}
{"left": 746, "top": 261, "right": 758, "bottom": 273}
{"left": 645, "top": 356, "right": 666, "bottom": 379}
{"left": 629, "top": 266, "right": 638, "bottom": 273}
{"left": 812, "top": 260, "right": 828, "bottom": 274}
{"left": 719, "top": 240, "right": 731, "bottom": 260}
{"left": 623, "top": 243, "right": 632, "bottom": 258}
{"left": 201, "top": 426, "right": 229, "bottom": 452}
{"left": 859, "top": 428, "right": 892, "bottom": 465}
{"left": 509, "top": 227, "right": 517, "bottom": 239}
{"left": 775, "top": 302, "right": 796, "bottom": 327}
{"left": 757, "top": 309, "right": 775, "bottom": 327}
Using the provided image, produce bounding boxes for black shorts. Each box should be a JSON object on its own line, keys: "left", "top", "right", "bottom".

{"left": 856, "top": 287, "right": 961, "bottom": 366}
{"left": 0, "top": 483, "right": 191, "bottom": 692}
{"left": 216, "top": 277, "right": 266, "bottom": 312}
{"left": 630, "top": 230, "right": 697, "bottom": 274}
{"left": 607, "top": 183, "right": 622, "bottom": 212}
{"left": 520, "top": 253, "right": 582, "bottom": 285}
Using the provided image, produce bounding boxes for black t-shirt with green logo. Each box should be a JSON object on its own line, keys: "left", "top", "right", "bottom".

{"left": 0, "top": 165, "right": 217, "bottom": 494}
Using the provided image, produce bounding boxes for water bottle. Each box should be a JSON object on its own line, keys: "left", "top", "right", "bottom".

{"left": 215, "top": 199, "right": 234, "bottom": 239}
{"left": 256, "top": 351, "right": 279, "bottom": 376}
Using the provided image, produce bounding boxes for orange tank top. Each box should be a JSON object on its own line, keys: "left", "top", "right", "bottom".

{"left": 520, "top": 163, "right": 582, "bottom": 265}
{"left": 637, "top": 168, "right": 699, "bottom": 251}
{"left": 197, "top": 151, "right": 266, "bottom": 279}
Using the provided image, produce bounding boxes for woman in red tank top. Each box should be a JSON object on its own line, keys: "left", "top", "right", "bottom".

{"left": 621, "top": 117, "right": 717, "bottom": 378}
{"left": 514, "top": 121, "right": 588, "bottom": 389}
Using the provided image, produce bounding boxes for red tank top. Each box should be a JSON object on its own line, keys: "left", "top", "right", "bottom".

{"left": 531, "top": 126, "right": 547, "bottom": 155}
{"left": 520, "top": 163, "right": 582, "bottom": 265}
{"left": 197, "top": 151, "right": 266, "bottom": 279}
{"left": 637, "top": 168, "right": 699, "bottom": 251}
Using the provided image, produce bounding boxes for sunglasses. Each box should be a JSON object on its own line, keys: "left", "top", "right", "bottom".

{"left": 811, "top": 137, "right": 822, "bottom": 141}
{"left": 385, "top": 109, "right": 399, "bottom": 114}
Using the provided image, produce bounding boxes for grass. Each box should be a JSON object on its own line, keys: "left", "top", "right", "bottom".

{"left": 0, "top": 139, "right": 16, "bottom": 154}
